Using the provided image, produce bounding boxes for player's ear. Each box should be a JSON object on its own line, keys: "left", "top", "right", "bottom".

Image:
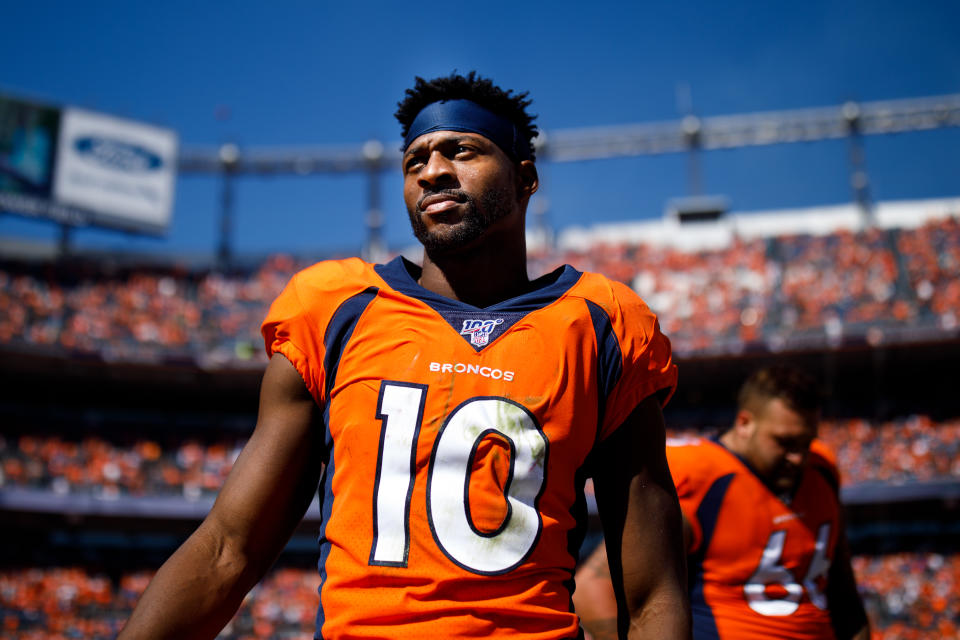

{"left": 733, "top": 408, "right": 755, "bottom": 437}
{"left": 516, "top": 160, "right": 538, "bottom": 200}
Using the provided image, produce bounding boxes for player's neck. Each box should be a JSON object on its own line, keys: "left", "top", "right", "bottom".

{"left": 718, "top": 430, "right": 742, "bottom": 456}
{"left": 419, "top": 241, "right": 530, "bottom": 308}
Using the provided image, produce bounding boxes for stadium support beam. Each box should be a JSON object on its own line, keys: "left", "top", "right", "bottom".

{"left": 538, "top": 93, "right": 960, "bottom": 162}
{"left": 216, "top": 143, "right": 239, "bottom": 271}
{"left": 177, "top": 93, "right": 960, "bottom": 175}
{"left": 362, "top": 140, "right": 387, "bottom": 263}
{"left": 843, "top": 102, "right": 874, "bottom": 227}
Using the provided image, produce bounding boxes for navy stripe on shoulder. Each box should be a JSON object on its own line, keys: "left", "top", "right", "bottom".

{"left": 584, "top": 299, "right": 622, "bottom": 430}
{"left": 688, "top": 472, "right": 736, "bottom": 640}
{"left": 314, "top": 402, "right": 335, "bottom": 639}
{"left": 694, "top": 472, "right": 736, "bottom": 560}
{"left": 322, "top": 287, "right": 378, "bottom": 401}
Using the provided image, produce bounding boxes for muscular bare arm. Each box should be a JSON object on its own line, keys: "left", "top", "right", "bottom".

{"left": 574, "top": 515, "right": 695, "bottom": 640}
{"left": 589, "top": 396, "right": 691, "bottom": 639}
{"left": 118, "top": 354, "right": 324, "bottom": 640}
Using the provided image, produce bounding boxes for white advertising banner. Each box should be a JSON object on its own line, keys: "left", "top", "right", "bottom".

{"left": 52, "top": 108, "right": 178, "bottom": 232}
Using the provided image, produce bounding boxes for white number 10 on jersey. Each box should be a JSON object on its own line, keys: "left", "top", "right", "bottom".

{"left": 369, "top": 381, "right": 548, "bottom": 575}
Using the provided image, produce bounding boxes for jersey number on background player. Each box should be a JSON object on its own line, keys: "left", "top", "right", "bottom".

{"left": 744, "top": 523, "right": 831, "bottom": 615}
{"left": 369, "top": 381, "right": 548, "bottom": 575}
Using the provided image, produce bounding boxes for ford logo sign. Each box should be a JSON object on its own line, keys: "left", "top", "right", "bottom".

{"left": 74, "top": 137, "right": 164, "bottom": 172}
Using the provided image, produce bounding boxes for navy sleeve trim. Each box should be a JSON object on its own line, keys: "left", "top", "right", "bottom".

{"left": 322, "top": 287, "right": 379, "bottom": 402}
{"left": 584, "top": 299, "right": 623, "bottom": 432}
{"left": 688, "top": 472, "right": 736, "bottom": 640}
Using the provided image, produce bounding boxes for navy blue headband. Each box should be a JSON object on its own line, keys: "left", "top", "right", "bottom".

{"left": 402, "top": 99, "right": 532, "bottom": 161}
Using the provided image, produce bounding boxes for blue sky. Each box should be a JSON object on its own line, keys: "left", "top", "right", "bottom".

{"left": 1, "top": 0, "right": 958, "bottom": 259}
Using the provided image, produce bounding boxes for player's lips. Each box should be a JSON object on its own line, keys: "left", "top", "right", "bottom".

{"left": 418, "top": 193, "right": 465, "bottom": 214}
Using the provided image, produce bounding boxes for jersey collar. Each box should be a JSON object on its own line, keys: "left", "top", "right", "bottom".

{"left": 374, "top": 256, "right": 582, "bottom": 313}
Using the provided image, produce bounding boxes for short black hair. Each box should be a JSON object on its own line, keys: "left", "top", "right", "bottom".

{"left": 737, "top": 365, "right": 822, "bottom": 418}
{"left": 395, "top": 71, "right": 538, "bottom": 161}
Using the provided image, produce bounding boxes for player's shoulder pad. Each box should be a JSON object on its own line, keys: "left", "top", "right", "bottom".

{"left": 666, "top": 436, "right": 736, "bottom": 487}
{"left": 575, "top": 271, "right": 651, "bottom": 309}
{"left": 572, "top": 271, "right": 661, "bottom": 338}
{"left": 294, "top": 256, "right": 377, "bottom": 287}
{"left": 665, "top": 436, "right": 730, "bottom": 470}
{"left": 288, "top": 257, "right": 381, "bottom": 309}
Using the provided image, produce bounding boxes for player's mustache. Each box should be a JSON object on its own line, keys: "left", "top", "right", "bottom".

{"left": 417, "top": 188, "right": 470, "bottom": 212}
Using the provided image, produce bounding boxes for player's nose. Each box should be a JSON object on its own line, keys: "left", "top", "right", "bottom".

{"left": 418, "top": 151, "right": 455, "bottom": 188}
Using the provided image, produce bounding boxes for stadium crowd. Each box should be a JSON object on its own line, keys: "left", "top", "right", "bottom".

{"left": 897, "top": 215, "right": 960, "bottom": 329}
{"left": 2, "top": 415, "right": 957, "bottom": 499}
{"left": 1, "top": 215, "right": 958, "bottom": 362}
{"left": 0, "top": 431, "right": 246, "bottom": 500}
{"left": 819, "top": 415, "right": 960, "bottom": 485}
{"left": 774, "top": 228, "right": 904, "bottom": 337}
{"left": 0, "top": 566, "right": 319, "bottom": 640}
{"left": 0, "top": 253, "right": 300, "bottom": 365}
{"left": 2, "top": 553, "right": 956, "bottom": 640}
{"left": 853, "top": 552, "right": 960, "bottom": 639}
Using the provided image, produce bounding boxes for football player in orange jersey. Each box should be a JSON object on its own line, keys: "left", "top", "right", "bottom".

{"left": 574, "top": 366, "right": 870, "bottom": 640}
{"left": 119, "top": 72, "right": 691, "bottom": 640}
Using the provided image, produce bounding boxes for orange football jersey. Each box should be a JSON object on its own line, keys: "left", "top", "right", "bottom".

{"left": 262, "top": 256, "right": 676, "bottom": 640}
{"left": 666, "top": 437, "right": 842, "bottom": 640}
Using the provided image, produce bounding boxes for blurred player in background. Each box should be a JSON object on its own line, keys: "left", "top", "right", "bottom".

{"left": 574, "top": 365, "right": 870, "bottom": 640}
{"left": 119, "top": 72, "right": 690, "bottom": 639}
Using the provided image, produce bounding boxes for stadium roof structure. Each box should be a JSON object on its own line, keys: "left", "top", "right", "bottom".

{"left": 177, "top": 93, "right": 960, "bottom": 173}
{"left": 174, "top": 93, "right": 960, "bottom": 264}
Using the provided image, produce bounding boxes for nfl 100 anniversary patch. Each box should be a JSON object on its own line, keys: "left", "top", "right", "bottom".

{"left": 441, "top": 311, "right": 526, "bottom": 350}
{"left": 460, "top": 318, "right": 504, "bottom": 347}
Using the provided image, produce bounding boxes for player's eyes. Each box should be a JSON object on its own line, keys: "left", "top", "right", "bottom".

{"left": 779, "top": 438, "right": 809, "bottom": 453}
{"left": 405, "top": 143, "right": 476, "bottom": 171}
{"left": 453, "top": 144, "right": 477, "bottom": 157}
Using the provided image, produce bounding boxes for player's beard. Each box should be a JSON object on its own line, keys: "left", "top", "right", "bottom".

{"left": 408, "top": 185, "right": 515, "bottom": 256}
{"left": 769, "top": 460, "right": 803, "bottom": 494}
